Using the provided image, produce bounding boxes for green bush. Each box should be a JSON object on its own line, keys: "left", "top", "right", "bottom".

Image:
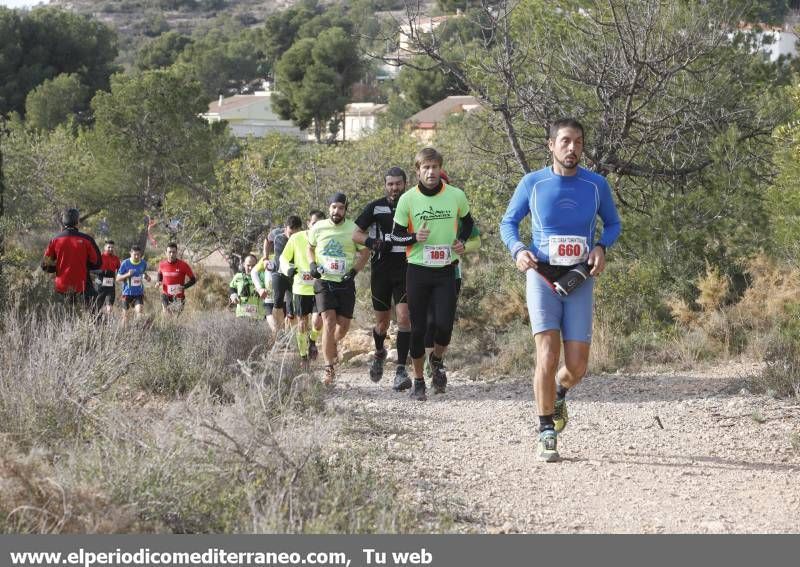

{"left": 748, "top": 304, "right": 800, "bottom": 398}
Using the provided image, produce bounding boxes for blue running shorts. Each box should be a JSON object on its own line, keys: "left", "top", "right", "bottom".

{"left": 525, "top": 268, "right": 594, "bottom": 343}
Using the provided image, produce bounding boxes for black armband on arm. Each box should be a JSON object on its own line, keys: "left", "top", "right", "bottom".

{"left": 391, "top": 223, "right": 417, "bottom": 245}
{"left": 457, "top": 213, "right": 475, "bottom": 243}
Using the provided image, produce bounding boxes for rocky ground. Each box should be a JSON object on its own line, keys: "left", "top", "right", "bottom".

{"left": 322, "top": 340, "right": 800, "bottom": 533}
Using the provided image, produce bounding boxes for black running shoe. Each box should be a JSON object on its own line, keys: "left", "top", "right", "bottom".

{"left": 393, "top": 365, "right": 412, "bottom": 391}
{"left": 409, "top": 379, "right": 427, "bottom": 401}
{"left": 369, "top": 348, "right": 387, "bottom": 383}
{"left": 430, "top": 353, "right": 447, "bottom": 394}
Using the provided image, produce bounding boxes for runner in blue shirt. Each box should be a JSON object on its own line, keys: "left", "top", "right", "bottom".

{"left": 499, "top": 118, "right": 622, "bottom": 462}
{"left": 117, "top": 244, "right": 152, "bottom": 322}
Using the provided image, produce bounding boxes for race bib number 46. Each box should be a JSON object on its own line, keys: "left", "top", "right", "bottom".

{"left": 167, "top": 284, "right": 183, "bottom": 296}
{"left": 548, "top": 236, "right": 588, "bottom": 266}
{"left": 423, "top": 245, "right": 452, "bottom": 267}
{"left": 322, "top": 256, "right": 346, "bottom": 276}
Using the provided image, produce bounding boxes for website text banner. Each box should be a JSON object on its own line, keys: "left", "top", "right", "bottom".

{"left": 1, "top": 535, "right": 797, "bottom": 567}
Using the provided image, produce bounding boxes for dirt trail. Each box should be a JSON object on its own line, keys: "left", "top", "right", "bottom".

{"left": 326, "top": 361, "right": 800, "bottom": 533}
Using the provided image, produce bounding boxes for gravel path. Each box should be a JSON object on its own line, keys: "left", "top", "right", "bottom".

{"left": 326, "top": 361, "right": 800, "bottom": 533}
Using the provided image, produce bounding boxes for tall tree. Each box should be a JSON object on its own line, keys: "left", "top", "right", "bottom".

{"left": 135, "top": 31, "right": 193, "bottom": 71}
{"left": 273, "top": 27, "right": 362, "bottom": 141}
{"left": 0, "top": 7, "right": 118, "bottom": 116}
{"left": 25, "top": 73, "right": 89, "bottom": 131}
{"left": 392, "top": 0, "right": 789, "bottom": 194}
{"left": 90, "top": 69, "right": 227, "bottom": 249}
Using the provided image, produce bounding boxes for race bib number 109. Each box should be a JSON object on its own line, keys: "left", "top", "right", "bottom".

{"left": 423, "top": 245, "right": 452, "bottom": 267}
{"left": 548, "top": 236, "right": 588, "bottom": 266}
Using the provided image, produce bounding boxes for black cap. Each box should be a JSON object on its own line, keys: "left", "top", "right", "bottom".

{"left": 329, "top": 192, "right": 348, "bottom": 206}
{"left": 61, "top": 208, "right": 80, "bottom": 228}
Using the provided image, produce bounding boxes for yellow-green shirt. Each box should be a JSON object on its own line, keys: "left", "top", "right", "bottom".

{"left": 394, "top": 183, "right": 470, "bottom": 268}
{"left": 280, "top": 230, "right": 315, "bottom": 295}
{"left": 307, "top": 219, "right": 364, "bottom": 283}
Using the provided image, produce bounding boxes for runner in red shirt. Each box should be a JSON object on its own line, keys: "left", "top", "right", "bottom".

{"left": 93, "top": 240, "right": 121, "bottom": 317}
{"left": 42, "top": 208, "right": 101, "bottom": 308}
{"left": 157, "top": 242, "right": 196, "bottom": 316}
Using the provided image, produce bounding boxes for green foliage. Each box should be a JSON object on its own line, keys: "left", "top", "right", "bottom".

{"left": 749, "top": 303, "right": 800, "bottom": 398}
{"left": 311, "top": 128, "right": 419, "bottom": 211}
{"left": 397, "top": 60, "right": 463, "bottom": 112}
{"left": 175, "top": 27, "right": 268, "bottom": 99}
{"left": 767, "top": 82, "right": 800, "bottom": 265}
{"left": 0, "top": 7, "right": 118, "bottom": 117}
{"left": 135, "top": 31, "right": 193, "bottom": 71}
{"left": 273, "top": 27, "right": 362, "bottom": 141}
{"left": 378, "top": 93, "right": 419, "bottom": 133}
{"left": 595, "top": 260, "right": 671, "bottom": 335}
{"left": 172, "top": 134, "right": 312, "bottom": 267}
{"left": 2, "top": 119, "right": 107, "bottom": 232}
{"left": 260, "top": 4, "right": 319, "bottom": 64}
{"left": 89, "top": 69, "right": 227, "bottom": 247}
{"left": 24, "top": 73, "right": 89, "bottom": 132}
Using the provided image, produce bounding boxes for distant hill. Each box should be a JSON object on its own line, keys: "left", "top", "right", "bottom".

{"left": 49, "top": 0, "right": 296, "bottom": 65}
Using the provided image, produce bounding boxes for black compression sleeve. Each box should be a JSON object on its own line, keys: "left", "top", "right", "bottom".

{"left": 457, "top": 213, "right": 475, "bottom": 243}
{"left": 183, "top": 276, "right": 197, "bottom": 290}
{"left": 391, "top": 222, "right": 417, "bottom": 245}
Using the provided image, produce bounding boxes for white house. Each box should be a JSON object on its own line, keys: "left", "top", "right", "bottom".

{"left": 201, "top": 90, "right": 306, "bottom": 139}
{"left": 339, "top": 102, "right": 387, "bottom": 141}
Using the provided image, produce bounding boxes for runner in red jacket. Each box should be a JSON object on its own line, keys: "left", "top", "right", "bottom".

{"left": 42, "top": 208, "right": 101, "bottom": 309}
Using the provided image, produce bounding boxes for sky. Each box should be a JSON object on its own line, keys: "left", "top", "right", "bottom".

{"left": 0, "top": 0, "right": 50, "bottom": 7}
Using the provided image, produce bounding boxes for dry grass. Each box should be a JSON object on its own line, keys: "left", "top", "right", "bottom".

{"left": 0, "top": 300, "right": 424, "bottom": 533}
{"left": 0, "top": 437, "right": 137, "bottom": 533}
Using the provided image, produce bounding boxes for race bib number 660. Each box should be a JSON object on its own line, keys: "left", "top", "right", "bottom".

{"left": 548, "top": 235, "right": 588, "bottom": 266}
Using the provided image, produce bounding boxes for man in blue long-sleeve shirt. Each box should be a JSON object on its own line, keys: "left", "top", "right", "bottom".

{"left": 499, "top": 118, "right": 622, "bottom": 462}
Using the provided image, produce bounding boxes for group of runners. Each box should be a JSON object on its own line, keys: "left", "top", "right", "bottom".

{"left": 41, "top": 210, "right": 198, "bottom": 322}
{"left": 42, "top": 119, "right": 622, "bottom": 462}
{"left": 230, "top": 148, "right": 480, "bottom": 399}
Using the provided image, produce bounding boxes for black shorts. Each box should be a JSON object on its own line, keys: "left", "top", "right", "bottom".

{"left": 293, "top": 294, "right": 317, "bottom": 317}
{"left": 161, "top": 295, "right": 185, "bottom": 310}
{"left": 122, "top": 295, "right": 144, "bottom": 310}
{"left": 371, "top": 263, "right": 407, "bottom": 311}
{"left": 97, "top": 287, "right": 116, "bottom": 306}
{"left": 313, "top": 279, "right": 356, "bottom": 319}
{"left": 271, "top": 271, "right": 292, "bottom": 310}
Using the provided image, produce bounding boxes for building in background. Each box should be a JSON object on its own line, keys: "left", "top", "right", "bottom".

{"left": 405, "top": 95, "right": 481, "bottom": 141}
